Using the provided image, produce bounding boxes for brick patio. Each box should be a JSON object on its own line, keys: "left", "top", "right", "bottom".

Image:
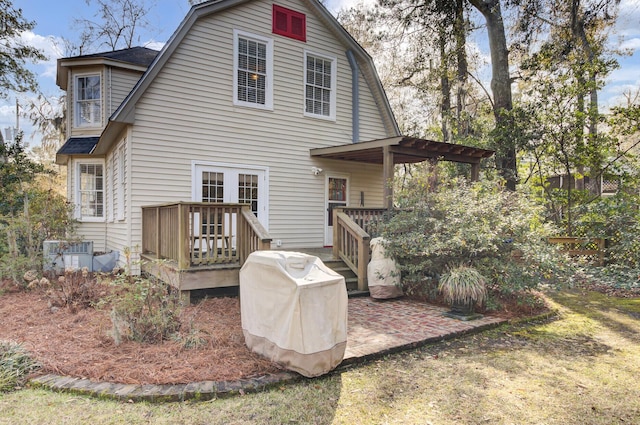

{"left": 345, "top": 297, "right": 504, "bottom": 359}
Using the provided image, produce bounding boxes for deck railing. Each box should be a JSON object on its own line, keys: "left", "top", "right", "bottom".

{"left": 142, "top": 202, "right": 271, "bottom": 270}
{"left": 339, "top": 207, "right": 391, "bottom": 236}
{"left": 332, "top": 208, "right": 388, "bottom": 291}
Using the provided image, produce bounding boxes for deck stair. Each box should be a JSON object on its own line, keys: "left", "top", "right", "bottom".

{"left": 293, "top": 248, "right": 368, "bottom": 297}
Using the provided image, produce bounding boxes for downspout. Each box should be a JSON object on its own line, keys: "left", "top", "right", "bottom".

{"left": 346, "top": 50, "right": 359, "bottom": 143}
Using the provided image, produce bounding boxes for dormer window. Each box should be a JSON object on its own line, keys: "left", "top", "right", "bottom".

{"left": 75, "top": 74, "right": 102, "bottom": 127}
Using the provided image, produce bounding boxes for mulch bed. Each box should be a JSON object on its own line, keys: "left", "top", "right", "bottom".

{"left": 0, "top": 283, "right": 282, "bottom": 385}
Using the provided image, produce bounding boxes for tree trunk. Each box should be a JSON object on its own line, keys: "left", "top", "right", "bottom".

{"left": 468, "top": 0, "right": 516, "bottom": 190}
{"left": 439, "top": 30, "right": 451, "bottom": 142}
{"left": 571, "top": 0, "right": 602, "bottom": 195}
{"left": 455, "top": 0, "right": 469, "bottom": 137}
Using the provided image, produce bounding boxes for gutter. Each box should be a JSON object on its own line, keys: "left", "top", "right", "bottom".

{"left": 345, "top": 50, "right": 359, "bottom": 143}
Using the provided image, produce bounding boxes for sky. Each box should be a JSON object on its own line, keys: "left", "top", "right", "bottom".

{"left": 4, "top": 0, "right": 640, "bottom": 148}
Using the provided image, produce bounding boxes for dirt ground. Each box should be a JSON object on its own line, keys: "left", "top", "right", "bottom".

{"left": 0, "top": 283, "right": 282, "bottom": 385}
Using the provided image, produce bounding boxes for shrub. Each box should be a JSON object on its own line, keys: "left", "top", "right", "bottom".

{"left": 104, "top": 250, "right": 182, "bottom": 344}
{"left": 0, "top": 341, "right": 40, "bottom": 393}
{"left": 379, "top": 178, "right": 571, "bottom": 306}
{"left": 0, "top": 186, "right": 76, "bottom": 285}
{"left": 438, "top": 264, "right": 487, "bottom": 306}
{"left": 23, "top": 267, "right": 103, "bottom": 312}
{"left": 573, "top": 192, "right": 640, "bottom": 268}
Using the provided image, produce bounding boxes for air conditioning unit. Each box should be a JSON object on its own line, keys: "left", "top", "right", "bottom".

{"left": 43, "top": 240, "right": 94, "bottom": 273}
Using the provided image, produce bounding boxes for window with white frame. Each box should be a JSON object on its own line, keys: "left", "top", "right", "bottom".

{"left": 77, "top": 162, "right": 104, "bottom": 220}
{"left": 233, "top": 30, "right": 273, "bottom": 109}
{"left": 304, "top": 52, "right": 337, "bottom": 120}
{"left": 75, "top": 74, "right": 102, "bottom": 127}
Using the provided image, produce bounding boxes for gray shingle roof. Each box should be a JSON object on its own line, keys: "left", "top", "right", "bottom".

{"left": 57, "top": 137, "right": 100, "bottom": 155}
{"left": 69, "top": 46, "right": 159, "bottom": 67}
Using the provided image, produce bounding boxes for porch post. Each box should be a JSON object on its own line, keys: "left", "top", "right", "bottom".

{"left": 470, "top": 162, "right": 480, "bottom": 182}
{"left": 383, "top": 145, "right": 394, "bottom": 210}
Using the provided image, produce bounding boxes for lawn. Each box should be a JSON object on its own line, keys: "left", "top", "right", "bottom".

{"left": 1, "top": 289, "right": 639, "bottom": 425}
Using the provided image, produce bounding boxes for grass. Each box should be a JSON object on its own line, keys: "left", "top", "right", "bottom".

{"left": 0, "top": 341, "right": 40, "bottom": 393}
{"left": 0, "top": 289, "right": 639, "bottom": 424}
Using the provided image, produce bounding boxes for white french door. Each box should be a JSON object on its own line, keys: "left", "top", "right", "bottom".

{"left": 325, "top": 174, "right": 349, "bottom": 246}
{"left": 194, "top": 164, "right": 266, "bottom": 220}
{"left": 193, "top": 163, "right": 268, "bottom": 249}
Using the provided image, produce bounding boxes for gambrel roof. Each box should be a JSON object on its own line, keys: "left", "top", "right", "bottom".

{"left": 95, "top": 0, "right": 400, "bottom": 154}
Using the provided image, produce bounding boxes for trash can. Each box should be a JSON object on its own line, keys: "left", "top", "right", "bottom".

{"left": 240, "top": 251, "right": 348, "bottom": 377}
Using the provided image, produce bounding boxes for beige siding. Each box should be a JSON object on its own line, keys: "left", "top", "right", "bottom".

{"left": 107, "top": 67, "right": 144, "bottom": 117}
{"left": 75, "top": 223, "right": 106, "bottom": 253}
{"left": 358, "top": 68, "right": 389, "bottom": 141}
{"left": 104, "top": 136, "right": 129, "bottom": 255}
{"left": 123, "top": 0, "right": 389, "bottom": 249}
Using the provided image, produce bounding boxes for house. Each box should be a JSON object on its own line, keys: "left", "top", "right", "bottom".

{"left": 55, "top": 0, "right": 493, "bottom": 296}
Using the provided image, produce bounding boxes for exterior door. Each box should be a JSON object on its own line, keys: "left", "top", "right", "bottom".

{"left": 194, "top": 164, "right": 267, "bottom": 248}
{"left": 325, "top": 175, "right": 348, "bottom": 246}
{"left": 194, "top": 165, "right": 265, "bottom": 220}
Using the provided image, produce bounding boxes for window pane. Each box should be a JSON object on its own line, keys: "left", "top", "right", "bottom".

{"left": 202, "top": 172, "right": 223, "bottom": 202}
{"left": 76, "top": 75, "right": 101, "bottom": 126}
{"left": 305, "top": 55, "right": 332, "bottom": 116}
{"left": 324, "top": 74, "right": 331, "bottom": 88}
{"left": 237, "top": 36, "right": 268, "bottom": 105}
{"left": 238, "top": 174, "right": 259, "bottom": 217}
{"left": 329, "top": 178, "right": 347, "bottom": 201}
{"left": 257, "top": 58, "right": 266, "bottom": 73}
{"left": 79, "top": 164, "right": 104, "bottom": 218}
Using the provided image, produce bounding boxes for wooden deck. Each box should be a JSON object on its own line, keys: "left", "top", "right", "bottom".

{"left": 140, "top": 203, "right": 385, "bottom": 298}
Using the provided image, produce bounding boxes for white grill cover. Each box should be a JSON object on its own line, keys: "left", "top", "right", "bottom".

{"left": 240, "top": 251, "right": 348, "bottom": 377}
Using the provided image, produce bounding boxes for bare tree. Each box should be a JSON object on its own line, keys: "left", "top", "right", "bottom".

{"left": 75, "top": 0, "right": 155, "bottom": 53}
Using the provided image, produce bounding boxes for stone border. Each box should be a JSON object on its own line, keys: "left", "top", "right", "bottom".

{"left": 29, "top": 371, "right": 301, "bottom": 403}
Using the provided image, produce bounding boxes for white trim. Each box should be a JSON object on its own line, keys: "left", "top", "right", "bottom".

{"left": 116, "top": 139, "right": 126, "bottom": 221}
{"left": 75, "top": 158, "right": 105, "bottom": 222}
{"left": 303, "top": 50, "right": 337, "bottom": 121}
{"left": 191, "top": 160, "right": 269, "bottom": 230}
{"left": 324, "top": 173, "right": 350, "bottom": 246}
{"left": 233, "top": 29, "right": 274, "bottom": 110}
{"left": 73, "top": 72, "right": 103, "bottom": 129}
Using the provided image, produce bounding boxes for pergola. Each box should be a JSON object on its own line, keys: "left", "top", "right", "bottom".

{"left": 311, "top": 136, "right": 495, "bottom": 209}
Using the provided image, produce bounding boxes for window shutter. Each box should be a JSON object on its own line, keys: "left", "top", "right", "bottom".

{"left": 272, "top": 5, "right": 306, "bottom": 42}
{"left": 275, "top": 10, "right": 288, "bottom": 32}
{"left": 291, "top": 15, "right": 304, "bottom": 38}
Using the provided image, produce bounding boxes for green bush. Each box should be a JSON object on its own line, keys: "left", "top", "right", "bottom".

{"left": 0, "top": 186, "right": 76, "bottom": 284}
{"left": 379, "top": 178, "right": 570, "bottom": 305}
{"left": 0, "top": 341, "right": 40, "bottom": 392}
{"left": 573, "top": 192, "right": 640, "bottom": 268}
